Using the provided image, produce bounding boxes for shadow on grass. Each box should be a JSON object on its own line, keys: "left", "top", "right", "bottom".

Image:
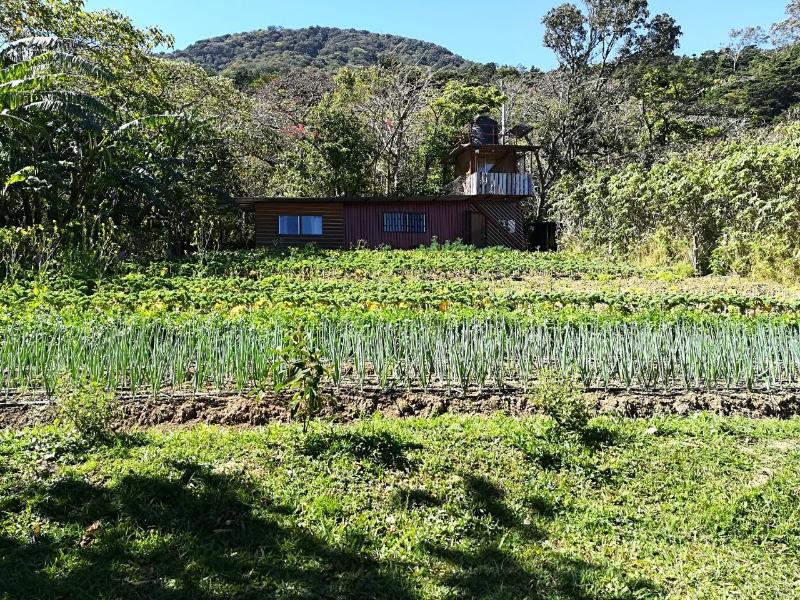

{"left": 1, "top": 429, "right": 661, "bottom": 600}
{"left": 391, "top": 487, "right": 442, "bottom": 510}
{"left": 1, "top": 460, "right": 415, "bottom": 599}
{"left": 301, "top": 429, "right": 422, "bottom": 471}
{"left": 420, "top": 474, "right": 662, "bottom": 600}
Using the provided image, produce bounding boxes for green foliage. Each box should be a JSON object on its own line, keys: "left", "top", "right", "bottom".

{"left": 531, "top": 369, "right": 591, "bottom": 434}
{"left": 0, "top": 2, "right": 252, "bottom": 261}
{"left": 557, "top": 123, "right": 800, "bottom": 276}
{"left": 168, "top": 26, "right": 470, "bottom": 79}
{"left": 419, "top": 80, "right": 505, "bottom": 191}
{"left": 7, "top": 310, "right": 800, "bottom": 399}
{"left": 274, "top": 103, "right": 375, "bottom": 196}
{"left": 2, "top": 416, "right": 799, "bottom": 598}
{"left": 274, "top": 329, "right": 329, "bottom": 431}
{"left": 55, "top": 377, "right": 117, "bottom": 441}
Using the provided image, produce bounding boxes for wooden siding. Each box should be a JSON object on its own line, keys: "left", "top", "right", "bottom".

{"left": 344, "top": 200, "right": 472, "bottom": 248}
{"left": 254, "top": 201, "right": 345, "bottom": 249}
{"left": 473, "top": 200, "right": 527, "bottom": 250}
{"left": 251, "top": 198, "right": 527, "bottom": 250}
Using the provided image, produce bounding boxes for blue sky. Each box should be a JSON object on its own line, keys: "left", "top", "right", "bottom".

{"left": 83, "top": 0, "right": 789, "bottom": 69}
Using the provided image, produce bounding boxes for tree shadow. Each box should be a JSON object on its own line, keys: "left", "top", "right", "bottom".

{"left": 1, "top": 432, "right": 661, "bottom": 599}
{"left": 391, "top": 487, "right": 442, "bottom": 510}
{"left": 1, "top": 460, "right": 416, "bottom": 599}
{"left": 422, "top": 473, "right": 662, "bottom": 600}
{"left": 301, "top": 429, "right": 422, "bottom": 471}
{"left": 514, "top": 423, "right": 623, "bottom": 487}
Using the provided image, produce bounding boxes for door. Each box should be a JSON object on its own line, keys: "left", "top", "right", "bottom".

{"left": 469, "top": 212, "right": 487, "bottom": 248}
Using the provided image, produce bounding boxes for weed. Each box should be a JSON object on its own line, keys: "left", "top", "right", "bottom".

{"left": 274, "top": 329, "right": 329, "bottom": 432}
{"left": 531, "top": 369, "right": 592, "bottom": 435}
{"left": 55, "top": 377, "right": 117, "bottom": 442}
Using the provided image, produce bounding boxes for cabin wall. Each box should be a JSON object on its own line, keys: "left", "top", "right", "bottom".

{"left": 473, "top": 200, "right": 527, "bottom": 250}
{"left": 344, "top": 200, "right": 471, "bottom": 249}
{"left": 252, "top": 199, "right": 527, "bottom": 250}
{"left": 254, "top": 201, "right": 345, "bottom": 249}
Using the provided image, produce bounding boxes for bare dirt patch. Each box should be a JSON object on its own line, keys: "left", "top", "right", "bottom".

{"left": 2, "top": 385, "right": 799, "bottom": 430}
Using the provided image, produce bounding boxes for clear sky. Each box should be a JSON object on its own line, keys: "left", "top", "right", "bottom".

{"left": 83, "top": 0, "right": 789, "bottom": 70}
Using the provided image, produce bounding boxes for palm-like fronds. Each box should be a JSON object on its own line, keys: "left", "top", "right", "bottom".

{"left": 0, "top": 37, "right": 114, "bottom": 117}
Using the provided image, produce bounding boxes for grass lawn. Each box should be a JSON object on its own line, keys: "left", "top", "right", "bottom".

{"left": 2, "top": 415, "right": 799, "bottom": 599}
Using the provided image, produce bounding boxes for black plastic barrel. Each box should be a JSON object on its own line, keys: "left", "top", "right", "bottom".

{"left": 470, "top": 115, "right": 499, "bottom": 145}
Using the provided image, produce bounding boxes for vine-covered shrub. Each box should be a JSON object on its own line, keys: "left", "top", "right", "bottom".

{"left": 555, "top": 124, "right": 800, "bottom": 277}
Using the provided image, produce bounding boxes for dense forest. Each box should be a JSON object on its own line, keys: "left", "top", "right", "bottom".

{"left": 168, "top": 26, "right": 471, "bottom": 83}
{"left": 4, "top": 0, "right": 800, "bottom": 280}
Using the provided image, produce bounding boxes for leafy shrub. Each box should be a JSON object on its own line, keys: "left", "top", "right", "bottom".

{"left": 274, "top": 329, "right": 329, "bottom": 431}
{"left": 56, "top": 378, "right": 117, "bottom": 442}
{"left": 711, "top": 231, "right": 800, "bottom": 283}
{"left": 531, "top": 369, "right": 592, "bottom": 434}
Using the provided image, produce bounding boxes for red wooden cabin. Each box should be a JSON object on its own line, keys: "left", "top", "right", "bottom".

{"left": 237, "top": 115, "right": 536, "bottom": 250}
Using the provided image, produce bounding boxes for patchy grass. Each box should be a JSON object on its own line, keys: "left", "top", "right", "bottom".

{"left": 1, "top": 415, "right": 799, "bottom": 599}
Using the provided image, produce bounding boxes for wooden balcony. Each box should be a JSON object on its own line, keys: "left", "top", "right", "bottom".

{"left": 456, "top": 172, "right": 533, "bottom": 196}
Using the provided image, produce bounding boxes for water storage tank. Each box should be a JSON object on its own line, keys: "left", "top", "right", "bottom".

{"left": 470, "top": 115, "right": 499, "bottom": 145}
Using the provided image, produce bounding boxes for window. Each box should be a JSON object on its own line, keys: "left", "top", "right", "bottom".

{"left": 477, "top": 157, "right": 495, "bottom": 174}
{"left": 500, "top": 218, "right": 516, "bottom": 234}
{"left": 383, "top": 212, "right": 426, "bottom": 233}
{"left": 278, "top": 215, "right": 323, "bottom": 236}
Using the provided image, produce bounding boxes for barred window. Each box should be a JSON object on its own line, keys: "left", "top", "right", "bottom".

{"left": 383, "top": 212, "right": 426, "bottom": 233}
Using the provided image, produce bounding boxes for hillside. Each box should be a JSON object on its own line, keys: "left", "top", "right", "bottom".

{"left": 168, "top": 26, "right": 471, "bottom": 75}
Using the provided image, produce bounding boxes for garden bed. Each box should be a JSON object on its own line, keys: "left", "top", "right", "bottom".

{"left": 3, "top": 385, "right": 799, "bottom": 430}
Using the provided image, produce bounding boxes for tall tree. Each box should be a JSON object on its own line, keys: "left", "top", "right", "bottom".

{"left": 527, "top": 0, "right": 664, "bottom": 219}
{"left": 771, "top": 0, "right": 800, "bottom": 46}
{"left": 335, "top": 58, "right": 434, "bottom": 195}
{"left": 723, "top": 27, "right": 769, "bottom": 72}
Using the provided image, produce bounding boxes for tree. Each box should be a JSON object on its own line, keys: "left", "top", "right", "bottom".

{"left": 418, "top": 80, "right": 505, "bottom": 192}
{"left": 542, "top": 0, "right": 649, "bottom": 78}
{"left": 771, "top": 0, "right": 800, "bottom": 47}
{"left": 334, "top": 58, "right": 434, "bottom": 195}
{"left": 1, "top": 1, "right": 248, "bottom": 259}
{"left": 623, "top": 13, "right": 682, "bottom": 62}
{"left": 1, "top": 36, "right": 117, "bottom": 226}
{"left": 723, "top": 27, "right": 769, "bottom": 72}
{"left": 627, "top": 59, "right": 704, "bottom": 149}
{"left": 527, "top": 0, "right": 662, "bottom": 219}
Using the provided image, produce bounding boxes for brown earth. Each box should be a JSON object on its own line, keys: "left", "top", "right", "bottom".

{"left": 1, "top": 385, "right": 799, "bottom": 430}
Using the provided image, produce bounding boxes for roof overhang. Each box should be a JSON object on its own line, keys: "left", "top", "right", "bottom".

{"left": 447, "top": 143, "right": 539, "bottom": 161}
{"left": 234, "top": 195, "right": 531, "bottom": 210}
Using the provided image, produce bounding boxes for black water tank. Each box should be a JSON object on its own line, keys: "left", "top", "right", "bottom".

{"left": 470, "top": 115, "right": 499, "bottom": 145}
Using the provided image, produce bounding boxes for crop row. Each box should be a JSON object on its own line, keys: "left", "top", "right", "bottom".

{"left": 2, "top": 275, "right": 799, "bottom": 321}
{"left": 3, "top": 317, "right": 800, "bottom": 396}
{"left": 116, "top": 247, "right": 653, "bottom": 280}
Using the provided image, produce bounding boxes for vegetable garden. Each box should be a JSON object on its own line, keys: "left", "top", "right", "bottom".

{"left": 3, "top": 247, "right": 800, "bottom": 405}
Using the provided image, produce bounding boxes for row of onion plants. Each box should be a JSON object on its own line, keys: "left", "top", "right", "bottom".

{"left": 2, "top": 317, "right": 799, "bottom": 397}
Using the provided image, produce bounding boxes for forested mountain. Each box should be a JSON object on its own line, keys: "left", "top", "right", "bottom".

{"left": 169, "top": 26, "right": 471, "bottom": 77}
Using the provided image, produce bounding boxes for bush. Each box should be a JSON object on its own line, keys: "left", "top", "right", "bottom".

{"left": 711, "top": 231, "right": 800, "bottom": 283}
{"left": 56, "top": 378, "right": 118, "bottom": 442}
{"left": 531, "top": 370, "right": 592, "bottom": 434}
{"left": 273, "top": 329, "right": 329, "bottom": 432}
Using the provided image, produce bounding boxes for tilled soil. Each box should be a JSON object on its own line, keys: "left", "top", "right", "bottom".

{"left": 1, "top": 385, "right": 799, "bottom": 430}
